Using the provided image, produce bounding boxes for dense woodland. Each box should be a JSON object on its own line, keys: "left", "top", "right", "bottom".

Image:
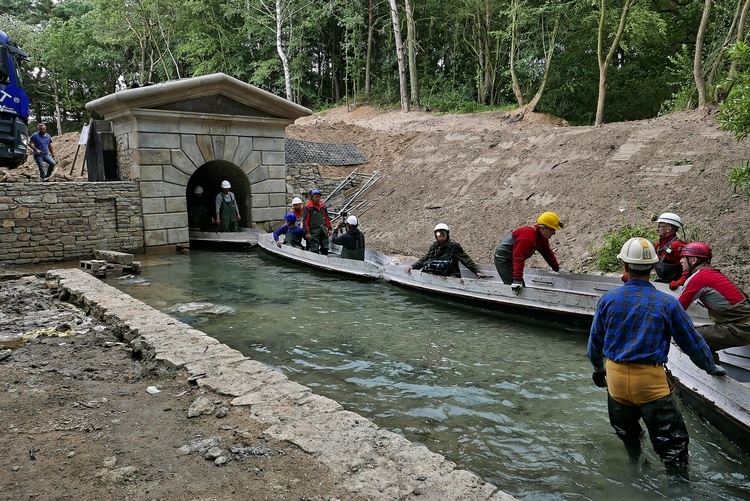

{"left": 2, "top": 0, "right": 750, "bottom": 135}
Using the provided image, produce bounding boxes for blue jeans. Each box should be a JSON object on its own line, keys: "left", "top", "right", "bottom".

{"left": 34, "top": 153, "right": 56, "bottom": 179}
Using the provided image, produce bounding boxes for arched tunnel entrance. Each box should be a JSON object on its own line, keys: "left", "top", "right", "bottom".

{"left": 187, "top": 161, "right": 252, "bottom": 231}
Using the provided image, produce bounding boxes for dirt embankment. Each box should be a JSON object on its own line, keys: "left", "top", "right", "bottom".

{"left": 288, "top": 106, "right": 750, "bottom": 288}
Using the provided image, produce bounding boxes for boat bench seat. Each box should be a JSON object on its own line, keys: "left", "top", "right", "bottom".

{"left": 718, "top": 345, "right": 750, "bottom": 382}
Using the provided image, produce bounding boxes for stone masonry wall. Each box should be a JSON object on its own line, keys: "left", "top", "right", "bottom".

{"left": 0, "top": 182, "right": 143, "bottom": 264}
{"left": 286, "top": 164, "right": 357, "bottom": 207}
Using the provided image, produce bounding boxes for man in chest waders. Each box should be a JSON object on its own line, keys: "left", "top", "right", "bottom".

{"left": 215, "top": 180, "right": 241, "bottom": 232}
{"left": 301, "top": 188, "right": 332, "bottom": 254}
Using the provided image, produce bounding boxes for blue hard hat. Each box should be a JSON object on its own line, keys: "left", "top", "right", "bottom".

{"left": 284, "top": 213, "right": 297, "bottom": 223}
{"left": 309, "top": 188, "right": 322, "bottom": 196}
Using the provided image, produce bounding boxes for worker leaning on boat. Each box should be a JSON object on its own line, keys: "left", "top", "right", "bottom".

{"left": 405, "top": 224, "right": 487, "bottom": 278}
{"left": 301, "top": 188, "right": 332, "bottom": 254}
{"left": 587, "top": 237, "right": 725, "bottom": 485}
{"left": 332, "top": 215, "right": 366, "bottom": 261}
{"left": 493, "top": 211, "right": 563, "bottom": 292}
{"left": 273, "top": 213, "right": 306, "bottom": 249}
{"left": 677, "top": 242, "right": 750, "bottom": 353}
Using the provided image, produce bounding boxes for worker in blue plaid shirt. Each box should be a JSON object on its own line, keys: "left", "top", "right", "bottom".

{"left": 587, "top": 237, "right": 725, "bottom": 485}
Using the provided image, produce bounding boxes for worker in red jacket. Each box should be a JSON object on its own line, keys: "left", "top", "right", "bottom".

{"left": 493, "top": 211, "right": 563, "bottom": 293}
{"left": 678, "top": 242, "right": 750, "bottom": 352}
{"left": 301, "top": 188, "right": 332, "bottom": 254}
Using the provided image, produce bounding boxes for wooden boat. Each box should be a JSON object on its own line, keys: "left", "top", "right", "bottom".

{"left": 668, "top": 343, "right": 750, "bottom": 454}
{"left": 256, "top": 232, "right": 391, "bottom": 280}
{"left": 380, "top": 261, "right": 711, "bottom": 332}
{"left": 255, "top": 232, "right": 747, "bottom": 452}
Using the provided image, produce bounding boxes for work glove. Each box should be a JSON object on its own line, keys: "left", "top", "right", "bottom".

{"left": 709, "top": 365, "right": 727, "bottom": 377}
{"left": 592, "top": 370, "right": 607, "bottom": 388}
{"left": 511, "top": 280, "right": 523, "bottom": 295}
{"left": 669, "top": 280, "right": 681, "bottom": 290}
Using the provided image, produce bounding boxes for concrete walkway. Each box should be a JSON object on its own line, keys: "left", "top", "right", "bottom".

{"left": 47, "top": 268, "right": 515, "bottom": 500}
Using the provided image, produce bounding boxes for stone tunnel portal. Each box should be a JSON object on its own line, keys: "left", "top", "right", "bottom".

{"left": 187, "top": 161, "right": 251, "bottom": 229}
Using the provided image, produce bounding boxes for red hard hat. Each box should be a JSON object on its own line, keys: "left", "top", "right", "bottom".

{"left": 682, "top": 242, "right": 712, "bottom": 259}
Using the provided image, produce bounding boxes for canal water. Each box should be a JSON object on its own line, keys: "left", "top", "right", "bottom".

{"left": 108, "top": 249, "right": 749, "bottom": 500}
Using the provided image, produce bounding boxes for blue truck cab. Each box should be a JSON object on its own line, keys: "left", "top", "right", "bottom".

{"left": 0, "top": 29, "right": 30, "bottom": 168}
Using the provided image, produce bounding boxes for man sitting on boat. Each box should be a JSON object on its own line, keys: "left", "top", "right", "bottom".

{"left": 273, "top": 213, "right": 307, "bottom": 249}
{"left": 291, "top": 197, "right": 304, "bottom": 220}
{"left": 493, "top": 211, "right": 563, "bottom": 292}
{"left": 405, "top": 223, "right": 487, "bottom": 279}
{"left": 678, "top": 242, "right": 750, "bottom": 353}
{"left": 301, "top": 188, "right": 333, "bottom": 255}
{"left": 588, "top": 237, "right": 725, "bottom": 485}
{"left": 332, "top": 215, "right": 366, "bottom": 260}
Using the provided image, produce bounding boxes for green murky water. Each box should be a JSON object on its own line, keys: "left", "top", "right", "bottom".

{"left": 109, "top": 249, "right": 749, "bottom": 500}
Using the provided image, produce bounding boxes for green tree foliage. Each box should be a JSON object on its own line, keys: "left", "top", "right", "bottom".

{"left": 594, "top": 224, "right": 657, "bottom": 272}
{"left": 1, "top": 0, "right": 747, "bottom": 129}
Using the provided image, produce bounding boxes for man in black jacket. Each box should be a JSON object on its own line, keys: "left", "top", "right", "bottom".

{"left": 332, "top": 215, "right": 366, "bottom": 260}
{"left": 405, "top": 223, "right": 487, "bottom": 278}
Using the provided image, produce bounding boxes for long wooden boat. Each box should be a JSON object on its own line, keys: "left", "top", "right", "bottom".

{"left": 667, "top": 343, "right": 750, "bottom": 454}
{"left": 380, "top": 261, "right": 711, "bottom": 332}
{"left": 254, "top": 232, "right": 748, "bottom": 453}
{"left": 256, "top": 232, "right": 391, "bottom": 280}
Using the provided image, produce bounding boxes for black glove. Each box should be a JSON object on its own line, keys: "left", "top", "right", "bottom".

{"left": 709, "top": 365, "right": 726, "bottom": 377}
{"left": 592, "top": 370, "right": 607, "bottom": 388}
{"left": 511, "top": 280, "right": 523, "bottom": 295}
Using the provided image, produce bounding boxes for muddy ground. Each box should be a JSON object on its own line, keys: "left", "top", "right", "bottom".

{"left": 3, "top": 105, "right": 750, "bottom": 498}
{"left": 0, "top": 267, "right": 348, "bottom": 500}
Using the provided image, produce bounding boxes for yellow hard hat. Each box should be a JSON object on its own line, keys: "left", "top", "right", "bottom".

{"left": 537, "top": 211, "right": 564, "bottom": 230}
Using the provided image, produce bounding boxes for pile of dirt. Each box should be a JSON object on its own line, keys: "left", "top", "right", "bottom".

{"left": 288, "top": 106, "right": 750, "bottom": 289}
{"left": 0, "top": 131, "right": 87, "bottom": 182}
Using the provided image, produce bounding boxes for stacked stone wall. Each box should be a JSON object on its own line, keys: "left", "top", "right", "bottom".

{"left": 0, "top": 182, "right": 143, "bottom": 264}
{"left": 286, "top": 164, "right": 357, "bottom": 206}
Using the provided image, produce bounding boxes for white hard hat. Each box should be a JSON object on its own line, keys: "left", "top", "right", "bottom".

{"left": 292, "top": 197, "right": 303, "bottom": 205}
{"left": 221, "top": 180, "right": 231, "bottom": 189}
{"left": 434, "top": 223, "right": 450, "bottom": 233}
{"left": 657, "top": 212, "right": 682, "bottom": 229}
{"left": 618, "top": 237, "right": 659, "bottom": 268}
{"left": 194, "top": 185, "right": 204, "bottom": 194}
{"left": 346, "top": 215, "right": 358, "bottom": 226}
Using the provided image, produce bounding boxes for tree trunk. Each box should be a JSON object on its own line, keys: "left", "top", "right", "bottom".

{"left": 527, "top": 15, "right": 560, "bottom": 112}
{"left": 728, "top": 0, "right": 750, "bottom": 90}
{"left": 405, "top": 0, "right": 419, "bottom": 108}
{"left": 388, "top": 0, "right": 409, "bottom": 112}
{"left": 52, "top": 78, "right": 63, "bottom": 134}
{"left": 509, "top": 0, "right": 525, "bottom": 107}
{"left": 595, "top": 0, "right": 636, "bottom": 126}
{"left": 365, "top": 0, "right": 374, "bottom": 99}
{"left": 695, "top": 0, "right": 712, "bottom": 109}
{"left": 276, "top": 0, "right": 293, "bottom": 101}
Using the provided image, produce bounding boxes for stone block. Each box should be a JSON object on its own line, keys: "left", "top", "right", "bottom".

{"left": 251, "top": 207, "right": 285, "bottom": 223}
{"left": 232, "top": 137, "right": 254, "bottom": 167}
{"left": 240, "top": 151, "right": 262, "bottom": 173}
{"left": 138, "top": 132, "right": 181, "bottom": 149}
{"left": 171, "top": 149, "right": 198, "bottom": 176}
{"left": 196, "top": 135, "right": 214, "bottom": 162}
{"left": 181, "top": 135, "right": 206, "bottom": 167}
{"left": 252, "top": 193, "right": 270, "bottom": 208}
{"left": 140, "top": 181, "right": 186, "bottom": 198}
{"left": 167, "top": 227, "right": 189, "bottom": 244}
{"left": 254, "top": 137, "right": 284, "bottom": 151}
{"left": 164, "top": 197, "right": 187, "bottom": 213}
{"left": 143, "top": 213, "right": 188, "bottom": 231}
{"left": 268, "top": 165, "right": 286, "bottom": 180}
{"left": 261, "top": 151, "right": 285, "bottom": 165}
{"left": 137, "top": 149, "right": 171, "bottom": 165}
{"left": 144, "top": 229, "right": 168, "bottom": 247}
{"left": 93, "top": 250, "right": 134, "bottom": 265}
{"left": 222, "top": 136, "right": 239, "bottom": 162}
{"left": 136, "top": 120, "right": 180, "bottom": 134}
{"left": 251, "top": 179, "right": 286, "bottom": 194}
{"left": 140, "top": 165, "right": 163, "bottom": 181}
{"left": 247, "top": 165, "right": 269, "bottom": 184}
{"left": 163, "top": 165, "right": 189, "bottom": 186}
{"left": 269, "top": 193, "right": 287, "bottom": 207}
{"left": 212, "top": 136, "right": 225, "bottom": 160}
{"left": 141, "top": 198, "right": 166, "bottom": 214}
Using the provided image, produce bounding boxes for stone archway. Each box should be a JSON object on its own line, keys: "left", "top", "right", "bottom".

{"left": 187, "top": 161, "right": 251, "bottom": 229}
{"left": 85, "top": 73, "right": 311, "bottom": 250}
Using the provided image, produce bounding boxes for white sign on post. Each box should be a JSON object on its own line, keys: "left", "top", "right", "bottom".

{"left": 78, "top": 124, "right": 90, "bottom": 145}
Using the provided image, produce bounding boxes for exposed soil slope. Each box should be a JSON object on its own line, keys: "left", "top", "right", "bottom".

{"left": 288, "top": 106, "right": 750, "bottom": 288}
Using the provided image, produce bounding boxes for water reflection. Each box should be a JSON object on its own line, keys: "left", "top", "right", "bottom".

{"left": 109, "top": 249, "right": 749, "bottom": 500}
